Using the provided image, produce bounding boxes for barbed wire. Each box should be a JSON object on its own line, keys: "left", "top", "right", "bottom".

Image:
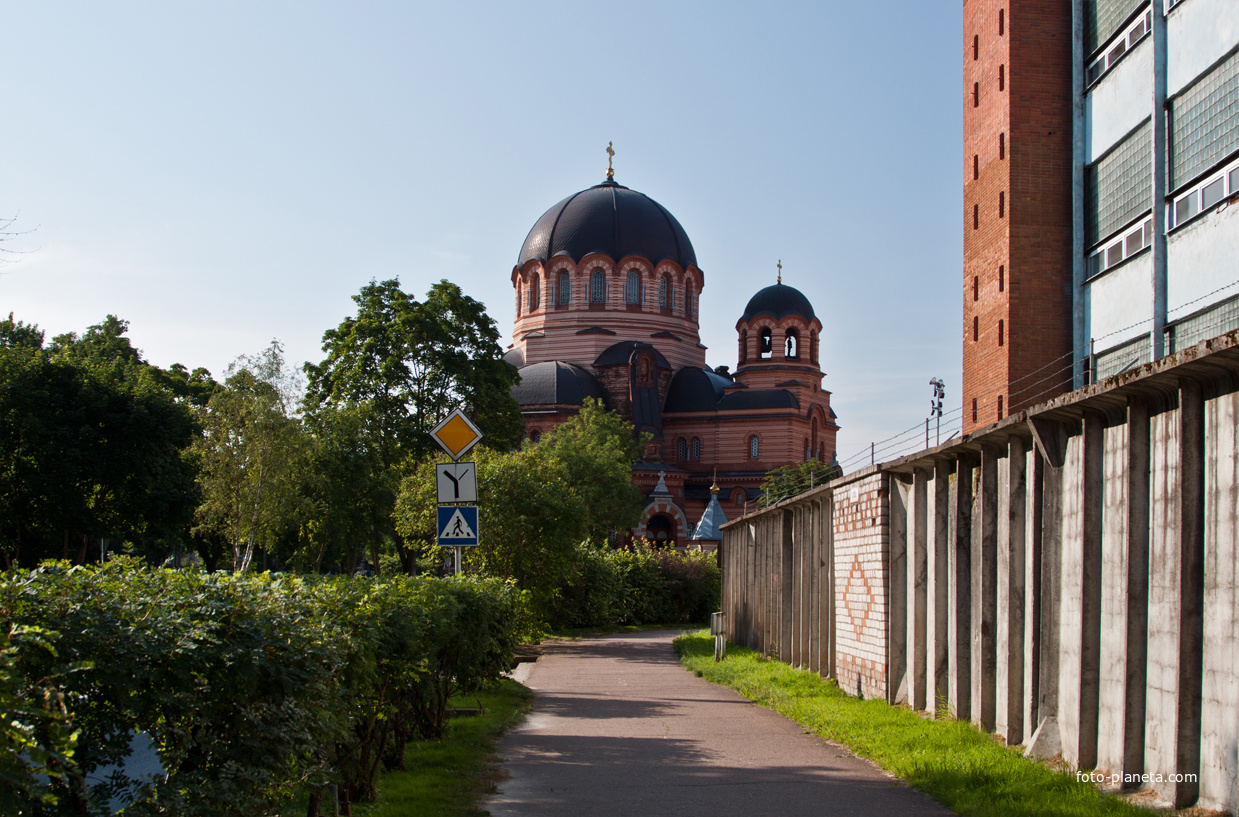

{"left": 836, "top": 277, "right": 1239, "bottom": 472}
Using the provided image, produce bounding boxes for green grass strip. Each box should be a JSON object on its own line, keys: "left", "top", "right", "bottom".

{"left": 359, "top": 679, "right": 533, "bottom": 817}
{"left": 674, "top": 632, "right": 1156, "bottom": 817}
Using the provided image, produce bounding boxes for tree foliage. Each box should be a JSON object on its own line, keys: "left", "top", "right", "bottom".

{"left": 193, "top": 341, "right": 310, "bottom": 573}
{"left": 0, "top": 315, "right": 199, "bottom": 567}
{"left": 757, "top": 458, "right": 842, "bottom": 508}
{"left": 395, "top": 401, "right": 647, "bottom": 622}
{"left": 304, "top": 279, "right": 522, "bottom": 464}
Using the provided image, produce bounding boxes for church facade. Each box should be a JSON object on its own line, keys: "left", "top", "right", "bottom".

{"left": 504, "top": 168, "right": 839, "bottom": 546}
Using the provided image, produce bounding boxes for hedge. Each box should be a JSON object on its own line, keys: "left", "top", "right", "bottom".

{"left": 0, "top": 559, "right": 523, "bottom": 816}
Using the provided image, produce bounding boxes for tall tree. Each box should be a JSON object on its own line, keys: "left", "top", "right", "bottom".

{"left": 304, "top": 279, "right": 522, "bottom": 573}
{"left": 534, "top": 398, "right": 646, "bottom": 543}
{"left": 0, "top": 315, "right": 199, "bottom": 566}
{"left": 304, "top": 279, "right": 522, "bottom": 464}
{"left": 193, "top": 341, "right": 309, "bottom": 572}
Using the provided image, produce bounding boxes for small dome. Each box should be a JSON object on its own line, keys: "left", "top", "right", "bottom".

{"left": 511, "top": 361, "right": 605, "bottom": 407}
{"left": 518, "top": 180, "right": 697, "bottom": 269}
{"left": 663, "top": 367, "right": 733, "bottom": 413}
{"left": 741, "top": 283, "right": 816, "bottom": 323}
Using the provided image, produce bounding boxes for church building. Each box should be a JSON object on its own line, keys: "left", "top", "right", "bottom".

{"left": 504, "top": 160, "right": 839, "bottom": 547}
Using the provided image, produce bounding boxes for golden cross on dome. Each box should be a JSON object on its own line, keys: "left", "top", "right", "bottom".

{"left": 777, "top": 259, "right": 782, "bottom": 284}
{"left": 606, "top": 142, "right": 615, "bottom": 179}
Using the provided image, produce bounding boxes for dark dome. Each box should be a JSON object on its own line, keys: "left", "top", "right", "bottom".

{"left": 511, "top": 361, "right": 605, "bottom": 407}
{"left": 741, "top": 283, "right": 816, "bottom": 323}
{"left": 663, "top": 367, "right": 733, "bottom": 413}
{"left": 517, "top": 180, "right": 697, "bottom": 269}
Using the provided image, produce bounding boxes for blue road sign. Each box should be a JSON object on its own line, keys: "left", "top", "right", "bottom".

{"left": 437, "top": 505, "right": 479, "bottom": 546}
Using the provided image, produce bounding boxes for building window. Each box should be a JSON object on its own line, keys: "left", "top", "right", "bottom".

{"left": 692, "top": 438, "right": 701, "bottom": 460}
{"left": 739, "top": 329, "right": 748, "bottom": 363}
{"left": 784, "top": 328, "right": 799, "bottom": 359}
{"left": 972, "top": 399, "right": 978, "bottom": 424}
{"left": 999, "top": 190, "right": 1005, "bottom": 218}
{"left": 973, "top": 315, "right": 979, "bottom": 342}
{"left": 530, "top": 429, "right": 542, "bottom": 443}
{"left": 997, "top": 394, "right": 1004, "bottom": 419}
{"left": 749, "top": 436, "right": 759, "bottom": 458}
{"left": 558, "top": 271, "right": 571, "bottom": 305}
{"left": 972, "top": 276, "right": 979, "bottom": 301}
{"left": 809, "top": 329, "right": 818, "bottom": 363}
{"left": 759, "top": 328, "right": 773, "bottom": 360}
{"left": 973, "top": 154, "right": 979, "bottom": 180}
{"left": 1169, "top": 50, "right": 1239, "bottom": 189}
{"left": 972, "top": 82, "right": 979, "bottom": 107}
{"left": 1085, "top": 119, "right": 1152, "bottom": 249}
{"left": 529, "top": 276, "right": 540, "bottom": 311}
{"left": 625, "top": 270, "right": 640, "bottom": 304}
{"left": 999, "top": 132, "right": 1005, "bottom": 159}
{"left": 973, "top": 204, "right": 979, "bottom": 229}
{"left": 972, "top": 34, "right": 978, "bottom": 60}
{"left": 678, "top": 438, "right": 688, "bottom": 461}
{"left": 999, "top": 64, "right": 1005, "bottom": 91}
{"left": 998, "top": 319, "right": 1005, "bottom": 346}
{"left": 591, "top": 269, "right": 605, "bottom": 303}
{"left": 998, "top": 8, "right": 1004, "bottom": 35}
{"left": 998, "top": 265, "right": 1005, "bottom": 292}
{"left": 658, "top": 274, "right": 669, "bottom": 307}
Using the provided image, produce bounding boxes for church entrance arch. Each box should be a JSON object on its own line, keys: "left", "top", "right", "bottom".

{"left": 646, "top": 514, "right": 673, "bottom": 544}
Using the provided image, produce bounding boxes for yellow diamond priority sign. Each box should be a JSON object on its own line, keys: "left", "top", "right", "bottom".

{"left": 430, "top": 408, "right": 484, "bottom": 460}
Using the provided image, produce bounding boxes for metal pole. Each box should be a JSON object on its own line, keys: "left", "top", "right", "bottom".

{"left": 870, "top": 442, "right": 875, "bottom": 466}
{"left": 926, "top": 418, "right": 930, "bottom": 449}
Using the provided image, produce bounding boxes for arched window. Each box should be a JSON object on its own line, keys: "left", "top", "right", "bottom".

{"left": 804, "top": 438, "right": 810, "bottom": 459}
{"left": 678, "top": 438, "right": 688, "bottom": 461}
{"left": 739, "top": 329, "right": 748, "bottom": 363}
{"left": 529, "top": 429, "right": 542, "bottom": 443}
{"left": 812, "top": 417, "right": 819, "bottom": 460}
{"left": 591, "top": 269, "right": 606, "bottom": 303}
{"left": 809, "top": 330, "right": 817, "bottom": 363}
{"left": 529, "top": 275, "right": 540, "bottom": 311}
{"left": 658, "top": 274, "right": 670, "bottom": 307}
{"left": 685, "top": 286, "right": 694, "bottom": 317}
{"left": 691, "top": 438, "right": 701, "bottom": 460}
{"left": 749, "top": 436, "right": 760, "bottom": 458}
{"left": 516, "top": 286, "right": 522, "bottom": 316}
{"left": 759, "top": 328, "right": 773, "bottom": 360}
{"left": 784, "top": 328, "right": 800, "bottom": 359}
{"left": 558, "top": 271, "right": 571, "bottom": 305}
{"left": 625, "top": 270, "right": 640, "bottom": 304}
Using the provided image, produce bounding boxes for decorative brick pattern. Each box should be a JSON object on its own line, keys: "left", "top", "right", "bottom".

{"left": 832, "top": 474, "right": 890, "bottom": 701}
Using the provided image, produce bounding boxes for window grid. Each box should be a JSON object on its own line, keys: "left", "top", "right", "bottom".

{"left": 1169, "top": 50, "right": 1239, "bottom": 189}
{"left": 625, "top": 271, "right": 640, "bottom": 304}
{"left": 1085, "top": 120, "right": 1152, "bottom": 248}
{"left": 558, "top": 271, "right": 570, "bottom": 305}
{"left": 1084, "top": 0, "right": 1144, "bottom": 57}
{"left": 591, "top": 269, "right": 605, "bottom": 303}
{"left": 1168, "top": 296, "right": 1239, "bottom": 352}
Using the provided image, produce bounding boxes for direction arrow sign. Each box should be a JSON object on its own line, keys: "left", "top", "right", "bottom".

{"left": 437, "top": 505, "right": 479, "bottom": 546}
{"left": 436, "top": 462, "right": 477, "bottom": 504}
{"left": 429, "top": 409, "right": 483, "bottom": 460}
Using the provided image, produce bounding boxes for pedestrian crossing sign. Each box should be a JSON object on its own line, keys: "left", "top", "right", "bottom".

{"left": 437, "top": 505, "right": 479, "bottom": 546}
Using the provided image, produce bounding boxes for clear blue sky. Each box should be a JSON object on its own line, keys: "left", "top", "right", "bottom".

{"left": 1, "top": 1, "right": 964, "bottom": 464}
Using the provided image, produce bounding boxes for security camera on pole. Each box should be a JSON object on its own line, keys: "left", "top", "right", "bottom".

{"left": 429, "top": 408, "right": 483, "bottom": 576}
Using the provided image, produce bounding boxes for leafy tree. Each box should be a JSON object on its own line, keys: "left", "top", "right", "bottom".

{"left": 396, "top": 446, "right": 585, "bottom": 622}
{"left": 0, "top": 315, "right": 198, "bottom": 566}
{"left": 533, "top": 398, "right": 646, "bottom": 543}
{"left": 193, "top": 341, "right": 310, "bottom": 572}
{"left": 305, "top": 279, "right": 522, "bottom": 573}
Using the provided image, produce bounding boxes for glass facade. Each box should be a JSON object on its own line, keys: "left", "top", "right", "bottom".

{"left": 1169, "top": 50, "right": 1239, "bottom": 189}
{"left": 1085, "top": 120, "right": 1151, "bottom": 248}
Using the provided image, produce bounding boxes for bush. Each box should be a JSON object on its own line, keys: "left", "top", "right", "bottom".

{"left": 0, "top": 560, "right": 524, "bottom": 816}
{"left": 548, "top": 543, "right": 721, "bottom": 629}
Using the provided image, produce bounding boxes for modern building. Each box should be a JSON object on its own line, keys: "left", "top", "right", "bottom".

{"left": 505, "top": 167, "right": 839, "bottom": 546}
{"left": 962, "top": 0, "right": 1239, "bottom": 433}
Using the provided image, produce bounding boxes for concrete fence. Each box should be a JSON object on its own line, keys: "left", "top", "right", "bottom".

{"left": 719, "top": 330, "right": 1239, "bottom": 813}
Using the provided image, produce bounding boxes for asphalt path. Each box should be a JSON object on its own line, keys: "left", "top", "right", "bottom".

{"left": 487, "top": 630, "right": 956, "bottom": 816}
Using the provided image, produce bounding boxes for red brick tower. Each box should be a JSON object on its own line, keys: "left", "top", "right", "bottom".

{"left": 962, "top": 0, "right": 1073, "bottom": 433}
